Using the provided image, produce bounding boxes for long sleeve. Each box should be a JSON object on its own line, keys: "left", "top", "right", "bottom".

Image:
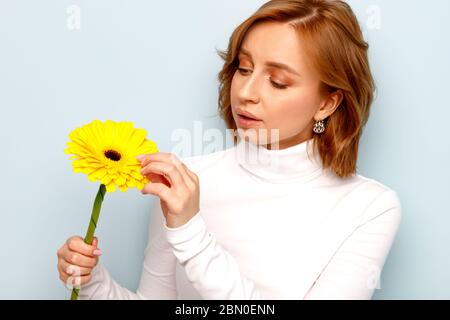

{"left": 76, "top": 262, "right": 142, "bottom": 299}
{"left": 165, "top": 189, "right": 401, "bottom": 300}
{"left": 77, "top": 200, "right": 178, "bottom": 299}
{"left": 303, "top": 190, "right": 402, "bottom": 299}
{"left": 165, "top": 211, "right": 264, "bottom": 299}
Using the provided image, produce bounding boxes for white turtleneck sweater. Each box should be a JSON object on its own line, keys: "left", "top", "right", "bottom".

{"left": 76, "top": 137, "right": 402, "bottom": 300}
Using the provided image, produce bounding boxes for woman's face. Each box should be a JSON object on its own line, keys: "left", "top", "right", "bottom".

{"left": 230, "top": 21, "right": 337, "bottom": 149}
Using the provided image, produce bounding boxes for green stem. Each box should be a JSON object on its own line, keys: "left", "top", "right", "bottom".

{"left": 70, "top": 184, "right": 106, "bottom": 300}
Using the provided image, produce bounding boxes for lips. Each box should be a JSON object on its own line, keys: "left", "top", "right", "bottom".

{"left": 239, "top": 114, "right": 257, "bottom": 121}
{"left": 236, "top": 109, "right": 261, "bottom": 121}
{"left": 236, "top": 110, "right": 263, "bottom": 128}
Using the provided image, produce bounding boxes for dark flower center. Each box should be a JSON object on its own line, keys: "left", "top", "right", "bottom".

{"left": 104, "top": 149, "right": 121, "bottom": 161}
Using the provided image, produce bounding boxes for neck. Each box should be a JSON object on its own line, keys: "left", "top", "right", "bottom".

{"left": 234, "top": 136, "right": 323, "bottom": 184}
{"left": 265, "top": 131, "right": 314, "bottom": 150}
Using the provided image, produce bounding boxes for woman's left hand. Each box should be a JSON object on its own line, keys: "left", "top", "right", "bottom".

{"left": 137, "top": 153, "right": 200, "bottom": 228}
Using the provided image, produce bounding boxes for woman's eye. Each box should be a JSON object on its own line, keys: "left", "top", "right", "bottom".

{"left": 237, "top": 67, "right": 288, "bottom": 90}
{"left": 270, "top": 80, "right": 288, "bottom": 90}
{"left": 237, "top": 67, "right": 251, "bottom": 75}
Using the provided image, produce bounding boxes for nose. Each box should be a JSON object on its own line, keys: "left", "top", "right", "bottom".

{"left": 237, "top": 71, "right": 261, "bottom": 105}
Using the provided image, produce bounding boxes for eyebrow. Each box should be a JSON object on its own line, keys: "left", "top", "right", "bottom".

{"left": 238, "top": 47, "right": 301, "bottom": 77}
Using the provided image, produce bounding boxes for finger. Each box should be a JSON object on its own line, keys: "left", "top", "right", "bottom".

{"left": 66, "top": 236, "right": 99, "bottom": 257}
{"left": 60, "top": 258, "right": 95, "bottom": 276}
{"left": 92, "top": 237, "right": 98, "bottom": 248}
{"left": 58, "top": 260, "right": 68, "bottom": 277}
{"left": 60, "top": 266, "right": 92, "bottom": 287}
{"left": 141, "top": 182, "right": 172, "bottom": 204}
{"left": 58, "top": 262, "right": 91, "bottom": 284}
{"left": 181, "top": 162, "right": 199, "bottom": 184}
{"left": 58, "top": 261, "right": 71, "bottom": 283}
{"left": 138, "top": 153, "right": 192, "bottom": 185}
{"left": 145, "top": 171, "right": 171, "bottom": 188}
{"left": 137, "top": 152, "right": 179, "bottom": 166}
{"left": 76, "top": 274, "right": 93, "bottom": 286}
{"left": 64, "top": 251, "right": 98, "bottom": 268}
{"left": 142, "top": 153, "right": 185, "bottom": 170}
{"left": 141, "top": 161, "right": 187, "bottom": 190}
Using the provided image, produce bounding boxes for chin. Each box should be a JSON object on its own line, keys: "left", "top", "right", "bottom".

{"left": 234, "top": 126, "right": 278, "bottom": 147}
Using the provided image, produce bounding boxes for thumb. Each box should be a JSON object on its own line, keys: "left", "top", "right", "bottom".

{"left": 92, "top": 237, "right": 98, "bottom": 248}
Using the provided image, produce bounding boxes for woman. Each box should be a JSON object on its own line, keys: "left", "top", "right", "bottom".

{"left": 57, "top": 0, "right": 402, "bottom": 299}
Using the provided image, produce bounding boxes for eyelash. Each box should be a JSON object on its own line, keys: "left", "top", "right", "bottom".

{"left": 237, "top": 68, "right": 288, "bottom": 90}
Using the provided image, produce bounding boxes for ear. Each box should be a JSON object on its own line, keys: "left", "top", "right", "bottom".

{"left": 314, "top": 89, "right": 343, "bottom": 121}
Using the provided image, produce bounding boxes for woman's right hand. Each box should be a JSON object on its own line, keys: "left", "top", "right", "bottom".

{"left": 57, "top": 236, "right": 103, "bottom": 288}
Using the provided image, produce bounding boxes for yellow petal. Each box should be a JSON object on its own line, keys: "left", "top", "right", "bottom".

{"left": 105, "top": 182, "right": 116, "bottom": 193}
{"left": 128, "top": 129, "right": 148, "bottom": 148}
{"left": 65, "top": 120, "right": 159, "bottom": 192}
{"left": 114, "top": 176, "right": 126, "bottom": 186}
{"left": 130, "top": 170, "right": 143, "bottom": 180}
{"left": 126, "top": 179, "right": 136, "bottom": 188}
{"left": 136, "top": 181, "right": 145, "bottom": 190}
{"left": 101, "top": 174, "right": 113, "bottom": 185}
{"left": 88, "top": 168, "right": 107, "bottom": 181}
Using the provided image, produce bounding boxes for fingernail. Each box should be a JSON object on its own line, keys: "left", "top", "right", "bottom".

{"left": 136, "top": 155, "right": 145, "bottom": 161}
{"left": 93, "top": 249, "right": 102, "bottom": 256}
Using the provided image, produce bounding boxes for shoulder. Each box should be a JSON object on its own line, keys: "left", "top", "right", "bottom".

{"left": 348, "top": 173, "right": 402, "bottom": 226}
{"left": 178, "top": 146, "right": 234, "bottom": 175}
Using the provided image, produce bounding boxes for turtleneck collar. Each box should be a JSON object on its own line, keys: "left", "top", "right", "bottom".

{"left": 234, "top": 137, "right": 324, "bottom": 184}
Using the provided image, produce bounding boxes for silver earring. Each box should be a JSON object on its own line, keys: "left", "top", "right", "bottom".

{"left": 313, "top": 119, "right": 325, "bottom": 134}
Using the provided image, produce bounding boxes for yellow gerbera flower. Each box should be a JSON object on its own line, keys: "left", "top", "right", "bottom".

{"left": 64, "top": 120, "right": 158, "bottom": 192}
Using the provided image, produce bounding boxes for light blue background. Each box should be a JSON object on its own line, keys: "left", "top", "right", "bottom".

{"left": 0, "top": 0, "right": 448, "bottom": 299}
